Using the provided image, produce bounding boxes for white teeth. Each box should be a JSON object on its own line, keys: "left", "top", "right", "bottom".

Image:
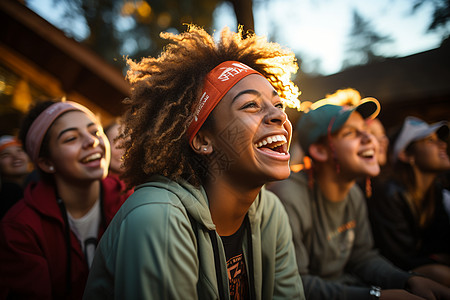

{"left": 360, "top": 149, "right": 374, "bottom": 157}
{"left": 255, "top": 135, "right": 287, "bottom": 148}
{"left": 83, "top": 153, "right": 101, "bottom": 163}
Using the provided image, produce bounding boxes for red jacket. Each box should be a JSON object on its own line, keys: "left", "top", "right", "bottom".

{"left": 0, "top": 176, "right": 131, "bottom": 299}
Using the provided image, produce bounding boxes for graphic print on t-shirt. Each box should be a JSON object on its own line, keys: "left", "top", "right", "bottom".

{"left": 227, "top": 253, "right": 248, "bottom": 300}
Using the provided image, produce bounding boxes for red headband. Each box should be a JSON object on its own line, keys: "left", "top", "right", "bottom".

{"left": 187, "top": 61, "right": 262, "bottom": 145}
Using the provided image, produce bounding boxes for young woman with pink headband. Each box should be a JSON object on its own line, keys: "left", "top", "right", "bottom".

{"left": 0, "top": 99, "right": 131, "bottom": 299}
{"left": 84, "top": 25, "right": 305, "bottom": 299}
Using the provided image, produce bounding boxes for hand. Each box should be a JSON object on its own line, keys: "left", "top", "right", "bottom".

{"left": 413, "top": 264, "right": 450, "bottom": 287}
{"left": 406, "top": 276, "right": 450, "bottom": 300}
{"left": 379, "top": 289, "right": 425, "bottom": 300}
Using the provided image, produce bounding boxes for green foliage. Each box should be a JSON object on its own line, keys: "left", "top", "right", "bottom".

{"left": 52, "top": 0, "right": 221, "bottom": 71}
{"left": 413, "top": 0, "right": 450, "bottom": 39}
{"left": 342, "top": 9, "right": 394, "bottom": 70}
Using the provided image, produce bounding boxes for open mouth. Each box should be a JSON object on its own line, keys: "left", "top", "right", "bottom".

{"left": 81, "top": 153, "right": 102, "bottom": 163}
{"left": 12, "top": 161, "right": 25, "bottom": 167}
{"left": 254, "top": 135, "right": 288, "bottom": 155}
{"left": 358, "top": 149, "right": 375, "bottom": 159}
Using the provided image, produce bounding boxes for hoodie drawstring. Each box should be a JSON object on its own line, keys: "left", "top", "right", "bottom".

{"left": 209, "top": 230, "right": 226, "bottom": 300}
{"left": 56, "top": 185, "right": 104, "bottom": 296}
{"left": 57, "top": 197, "right": 72, "bottom": 296}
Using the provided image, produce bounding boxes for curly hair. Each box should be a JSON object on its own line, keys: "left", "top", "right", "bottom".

{"left": 121, "top": 24, "right": 300, "bottom": 188}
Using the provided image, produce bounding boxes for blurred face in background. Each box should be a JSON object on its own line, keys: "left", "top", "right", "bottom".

{"left": 367, "top": 118, "right": 389, "bottom": 167}
{"left": 105, "top": 123, "right": 125, "bottom": 175}
{"left": 0, "top": 144, "right": 30, "bottom": 183}
{"left": 409, "top": 132, "right": 450, "bottom": 173}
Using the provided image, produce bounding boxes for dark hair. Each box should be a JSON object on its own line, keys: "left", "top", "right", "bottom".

{"left": 104, "top": 117, "right": 122, "bottom": 137}
{"left": 18, "top": 100, "right": 59, "bottom": 182}
{"left": 120, "top": 25, "right": 300, "bottom": 189}
{"left": 104, "top": 122, "right": 118, "bottom": 137}
{"left": 391, "top": 137, "right": 435, "bottom": 228}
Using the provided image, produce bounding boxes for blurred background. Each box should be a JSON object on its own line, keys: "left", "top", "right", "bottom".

{"left": 1, "top": 0, "right": 449, "bottom": 136}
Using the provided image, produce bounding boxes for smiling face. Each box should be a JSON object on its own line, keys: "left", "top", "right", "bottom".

{"left": 329, "top": 112, "right": 380, "bottom": 179}
{"left": 367, "top": 118, "right": 389, "bottom": 166}
{"left": 409, "top": 132, "right": 450, "bottom": 173}
{"left": 204, "top": 74, "right": 292, "bottom": 186}
{"left": 43, "top": 110, "right": 110, "bottom": 184}
{"left": 105, "top": 123, "right": 124, "bottom": 174}
{"left": 0, "top": 144, "right": 29, "bottom": 181}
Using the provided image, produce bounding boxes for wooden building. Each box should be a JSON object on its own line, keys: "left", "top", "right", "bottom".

{"left": 0, "top": 0, "right": 130, "bottom": 136}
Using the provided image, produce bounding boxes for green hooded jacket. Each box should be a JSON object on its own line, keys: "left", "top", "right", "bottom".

{"left": 83, "top": 175, "right": 305, "bottom": 299}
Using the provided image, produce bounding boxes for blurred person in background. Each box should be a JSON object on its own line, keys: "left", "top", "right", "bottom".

{"left": 357, "top": 117, "right": 390, "bottom": 199}
{"left": 367, "top": 118, "right": 389, "bottom": 168}
{"left": 368, "top": 116, "right": 450, "bottom": 287}
{"left": 104, "top": 120, "right": 125, "bottom": 176}
{"left": 0, "top": 135, "right": 31, "bottom": 219}
{"left": 0, "top": 99, "right": 131, "bottom": 299}
{"left": 269, "top": 100, "right": 450, "bottom": 299}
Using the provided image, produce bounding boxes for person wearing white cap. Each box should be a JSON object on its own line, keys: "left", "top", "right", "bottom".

{"left": 368, "top": 116, "right": 450, "bottom": 287}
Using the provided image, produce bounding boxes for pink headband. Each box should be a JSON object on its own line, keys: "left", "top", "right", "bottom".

{"left": 26, "top": 101, "right": 97, "bottom": 163}
{"left": 186, "top": 61, "right": 262, "bottom": 145}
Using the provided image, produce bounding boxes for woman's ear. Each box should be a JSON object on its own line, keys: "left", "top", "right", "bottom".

{"left": 309, "top": 143, "right": 328, "bottom": 162}
{"left": 37, "top": 157, "right": 55, "bottom": 174}
{"left": 190, "top": 130, "right": 213, "bottom": 155}
{"left": 397, "top": 150, "right": 413, "bottom": 165}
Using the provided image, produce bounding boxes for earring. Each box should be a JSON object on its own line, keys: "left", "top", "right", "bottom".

{"left": 49, "top": 166, "right": 54, "bottom": 172}
{"left": 365, "top": 177, "right": 372, "bottom": 198}
{"left": 203, "top": 147, "right": 208, "bottom": 152}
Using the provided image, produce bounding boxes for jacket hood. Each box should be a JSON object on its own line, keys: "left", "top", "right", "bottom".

{"left": 135, "top": 175, "right": 265, "bottom": 231}
{"left": 135, "top": 175, "right": 216, "bottom": 230}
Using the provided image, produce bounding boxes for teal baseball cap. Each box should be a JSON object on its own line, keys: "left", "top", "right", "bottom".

{"left": 297, "top": 98, "right": 380, "bottom": 154}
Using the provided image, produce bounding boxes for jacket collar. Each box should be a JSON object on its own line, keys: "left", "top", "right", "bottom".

{"left": 23, "top": 180, "right": 64, "bottom": 224}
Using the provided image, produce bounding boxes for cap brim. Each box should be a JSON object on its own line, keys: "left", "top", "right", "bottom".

{"left": 392, "top": 118, "right": 449, "bottom": 163}
{"left": 356, "top": 97, "right": 380, "bottom": 120}
{"left": 437, "top": 123, "right": 449, "bottom": 140}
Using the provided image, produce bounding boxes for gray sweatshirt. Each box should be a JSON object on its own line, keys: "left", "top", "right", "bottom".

{"left": 269, "top": 171, "right": 411, "bottom": 300}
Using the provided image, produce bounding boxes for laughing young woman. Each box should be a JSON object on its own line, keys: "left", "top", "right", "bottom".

{"left": 0, "top": 100, "right": 130, "bottom": 299}
{"left": 83, "top": 25, "right": 305, "bottom": 299}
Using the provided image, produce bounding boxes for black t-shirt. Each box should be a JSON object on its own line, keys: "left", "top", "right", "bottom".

{"left": 221, "top": 220, "right": 249, "bottom": 299}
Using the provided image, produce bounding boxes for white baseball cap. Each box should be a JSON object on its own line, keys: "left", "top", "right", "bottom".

{"left": 392, "top": 116, "right": 449, "bottom": 162}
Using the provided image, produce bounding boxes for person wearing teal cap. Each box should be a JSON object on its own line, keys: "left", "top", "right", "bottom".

{"left": 269, "top": 99, "right": 450, "bottom": 299}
